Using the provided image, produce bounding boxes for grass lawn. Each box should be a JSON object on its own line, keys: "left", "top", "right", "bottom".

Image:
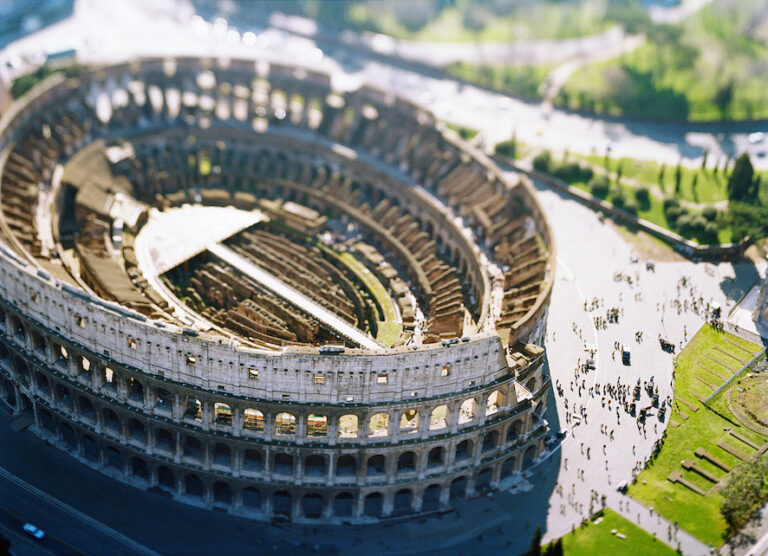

{"left": 442, "top": 121, "right": 479, "bottom": 140}
{"left": 339, "top": 251, "right": 402, "bottom": 347}
{"left": 443, "top": 62, "right": 550, "bottom": 101}
{"left": 627, "top": 325, "right": 765, "bottom": 546}
{"left": 554, "top": 508, "right": 675, "bottom": 555}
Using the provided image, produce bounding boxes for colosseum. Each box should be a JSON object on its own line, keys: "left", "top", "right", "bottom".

{"left": 0, "top": 56, "right": 555, "bottom": 522}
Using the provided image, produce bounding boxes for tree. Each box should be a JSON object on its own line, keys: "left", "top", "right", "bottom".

{"left": 728, "top": 153, "right": 756, "bottom": 201}
{"left": 524, "top": 527, "right": 543, "bottom": 556}
{"left": 701, "top": 150, "right": 708, "bottom": 170}
{"left": 532, "top": 151, "right": 552, "bottom": 173}
{"left": 674, "top": 162, "right": 682, "bottom": 194}
{"left": 714, "top": 80, "right": 734, "bottom": 119}
{"left": 543, "top": 538, "right": 564, "bottom": 556}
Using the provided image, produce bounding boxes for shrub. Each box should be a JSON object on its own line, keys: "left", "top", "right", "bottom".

{"left": 623, "top": 199, "right": 638, "bottom": 214}
{"left": 495, "top": 139, "right": 516, "bottom": 159}
{"left": 588, "top": 176, "right": 610, "bottom": 198}
{"left": 663, "top": 196, "right": 679, "bottom": 210}
{"left": 704, "top": 220, "right": 720, "bottom": 237}
{"left": 552, "top": 161, "right": 593, "bottom": 183}
{"left": 665, "top": 205, "right": 686, "bottom": 226}
{"left": 702, "top": 206, "right": 718, "bottom": 221}
{"left": 609, "top": 185, "right": 626, "bottom": 208}
{"left": 532, "top": 151, "right": 552, "bottom": 173}
{"left": 635, "top": 186, "right": 650, "bottom": 203}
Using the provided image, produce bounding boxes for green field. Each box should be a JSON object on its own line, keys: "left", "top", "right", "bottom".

{"left": 339, "top": 251, "right": 402, "bottom": 347}
{"left": 557, "top": 0, "right": 768, "bottom": 121}
{"left": 553, "top": 509, "right": 675, "bottom": 556}
{"left": 627, "top": 325, "right": 765, "bottom": 546}
{"left": 444, "top": 63, "right": 550, "bottom": 101}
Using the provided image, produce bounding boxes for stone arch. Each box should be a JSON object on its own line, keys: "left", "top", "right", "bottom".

{"left": 39, "top": 409, "right": 56, "bottom": 434}
{"left": 102, "top": 409, "right": 120, "bottom": 435}
{"left": 368, "top": 413, "right": 389, "bottom": 437}
{"left": 482, "top": 430, "right": 500, "bottom": 453}
{"left": 486, "top": 389, "right": 503, "bottom": 416}
{"left": 338, "top": 414, "right": 358, "bottom": 438}
{"left": 243, "top": 449, "right": 263, "bottom": 473}
{"left": 429, "top": 404, "right": 448, "bottom": 431}
{"left": 336, "top": 454, "right": 356, "bottom": 477}
{"left": 366, "top": 454, "right": 386, "bottom": 476}
{"left": 476, "top": 467, "right": 493, "bottom": 492}
{"left": 275, "top": 412, "right": 296, "bottom": 436}
{"left": 213, "top": 481, "right": 232, "bottom": 505}
{"left": 80, "top": 434, "right": 99, "bottom": 461}
{"left": 9, "top": 314, "right": 25, "bottom": 343}
{"left": 243, "top": 408, "right": 264, "bottom": 432}
{"left": 34, "top": 372, "right": 50, "bottom": 398}
{"left": 104, "top": 446, "right": 122, "bottom": 470}
{"left": 60, "top": 423, "right": 76, "bottom": 450}
{"left": 303, "top": 493, "right": 323, "bottom": 518}
{"left": 427, "top": 446, "right": 445, "bottom": 469}
{"left": 422, "top": 483, "right": 442, "bottom": 512}
{"left": 157, "top": 466, "right": 175, "bottom": 490}
{"left": 213, "top": 402, "right": 232, "bottom": 426}
{"left": 455, "top": 439, "right": 474, "bottom": 463}
{"left": 364, "top": 492, "right": 383, "bottom": 517}
{"left": 307, "top": 414, "right": 327, "bottom": 437}
{"left": 507, "top": 420, "right": 524, "bottom": 442}
{"left": 523, "top": 445, "right": 538, "bottom": 468}
{"left": 397, "top": 451, "right": 417, "bottom": 473}
{"left": 333, "top": 492, "right": 353, "bottom": 517}
{"left": 458, "top": 398, "right": 477, "bottom": 425}
{"left": 182, "top": 436, "right": 203, "bottom": 462}
{"left": 131, "top": 456, "right": 149, "bottom": 481}
{"left": 127, "top": 418, "right": 146, "bottom": 445}
{"left": 450, "top": 476, "right": 468, "bottom": 501}
{"left": 399, "top": 409, "right": 419, "bottom": 434}
{"left": 154, "top": 388, "right": 173, "bottom": 414}
{"left": 30, "top": 329, "right": 46, "bottom": 353}
{"left": 273, "top": 453, "right": 294, "bottom": 476}
{"left": 184, "top": 474, "right": 204, "bottom": 498}
{"left": 213, "top": 442, "right": 231, "bottom": 467}
{"left": 304, "top": 454, "right": 326, "bottom": 478}
{"left": 14, "top": 358, "right": 30, "bottom": 386}
{"left": 127, "top": 378, "right": 144, "bottom": 405}
{"left": 501, "top": 456, "right": 518, "bottom": 479}
{"left": 242, "top": 487, "right": 261, "bottom": 510}
{"left": 78, "top": 396, "right": 96, "bottom": 423}
{"left": 56, "top": 385, "right": 73, "bottom": 411}
{"left": 154, "top": 428, "right": 174, "bottom": 453}
{"left": 272, "top": 490, "right": 292, "bottom": 517}
{"left": 393, "top": 489, "right": 413, "bottom": 516}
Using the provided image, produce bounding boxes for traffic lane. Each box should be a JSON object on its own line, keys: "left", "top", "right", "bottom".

{"left": 0, "top": 474, "right": 136, "bottom": 555}
{"left": 0, "top": 513, "right": 55, "bottom": 556}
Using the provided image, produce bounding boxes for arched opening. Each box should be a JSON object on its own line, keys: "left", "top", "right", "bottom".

{"left": 501, "top": 456, "right": 518, "bottom": 478}
{"left": 364, "top": 492, "right": 383, "bottom": 517}
{"left": 482, "top": 430, "right": 500, "bottom": 453}
{"left": 366, "top": 454, "right": 386, "bottom": 476}
{"left": 455, "top": 439, "right": 474, "bottom": 463}
{"left": 60, "top": 424, "right": 76, "bottom": 450}
{"left": 429, "top": 405, "right": 448, "bottom": 430}
{"left": 154, "top": 389, "right": 173, "bottom": 414}
{"left": 131, "top": 457, "right": 149, "bottom": 481}
{"left": 101, "top": 367, "right": 116, "bottom": 393}
{"left": 304, "top": 455, "right": 326, "bottom": 478}
{"left": 78, "top": 356, "right": 92, "bottom": 381}
{"left": 80, "top": 435, "right": 99, "bottom": 462}
{"left": 103, "top": 409, "right": 120, "bottom": 435}
{"left": 183, "top": 396, "right": 202, "bottom": 422}
{"left": 9, "top": 315, "right": 25, "bottom": 344}
{"left": 243, "top": 449, "right": 262, "bottom": 473}
{"left": 303, "top": 493, "right": 323, "bottom": 518}
{"left": 427, "top": 446, "right": 444, "bottom": 469}
{"left": 213, "top": 402, "right": 232, "bottom": 426}
{"left": 78, "top": 397, "right": 96, "bottom": 423}
{"left": 397, "top": 451, "right": 417, "bottom": 473}
{"left": 338, "top": 414, "right": 358, "bottom": 438}
{"left": 422, "top": 484, "right": 442, "bottom": 512}
{"left": 53, "top": 342, "right": 69, "bottom": 369}
{"left": 393, "top": 489, "right": 413, "bottom": 516}
{"left": 124, "top": 417, "right": 145, "bottom": 444}
{"left": 275, "top": 412, "right": 296, "bottom": 436}
{"left": 399, "top": 409, "right": 418, "bottom": 434}
{"left": 368, "top": 413, "right": 389, "bottom": 437}
{"left": 182, "top": 436, "right": 203, "bottom": 462}
{"left": 104, "top": 447, "right": 122, "bottom": 470}
{"left": 154, "top": 428, "right": 174, "bottom": 454}
{"left": 127, "top": 378, "right": 144, "bottom": 405}
{"left": 35, "top": 373, "right": 50, "bottom": 398}
{"left": 307, "top": 414, "right": 327, "bottom": 436}
{"left": 272, "top": 490, "right": 292, "bottom": 517}
{"left": 213, "top": 482, "right": 232, "bottom": 505}
{"left": 458, "top": 398, "right": 477, "bottom": 425}
{"left": 476, "top": 467, "right": 493, "bottom": 492}
{"left": 56, "top": 385, "right": 73, "bottom": 411}
{"left": 242, "top": 487, "right": 261, "bottom": 510}
{"left": 185, "top": 474, "right": 203, "bottom": 498}
{"left": 450, "top": 476, "right": 468, "bottom": 501}
{"left": 336, "top": 454, "right": 356, "bottom": 477}
{"left": 213, "top": 443, "right": 231, "bottom": 467}
{"left": 14, "top": 359, "right": 29, "bottom": 386}
{"left": 526, "top": 378, "right": 537, "bottom": 393}
{"left": 30, "top": 330, "right": 46, "bottom": 354}
{"left": 334, "top": 492, "right": 353, "bottom": 517}
{"left": 158, "top": 466, "right": 175, "bottom": 491}
{"left": 39, "top": 409, "right": 56, "bottom": 434}
{"left": 273, "top": 453, "right": 294, "bottom": 476}
{"left": 486, "top": 390, "right": 503, "bottom": 416}
{"left": 523, "top": 445, "right": 538, "bottom": 468}
{"left": 243, "top": 408, "right": 264, "bottom": 432}
{"left": 507, "top": 420, "right": 524, "bottom": 442}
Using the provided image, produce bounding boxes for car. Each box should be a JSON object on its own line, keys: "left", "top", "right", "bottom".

{"left": 622, "top": 350, "right": 631, "bottom": 365}
{"left": 748, "top": 132, "right": 765, "bottom": 144}
{"left": 22, "top": 523, "right": 44, "bottom": 539}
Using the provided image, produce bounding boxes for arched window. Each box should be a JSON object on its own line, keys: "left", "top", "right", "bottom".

{"left": 429, "top": 405, "right": 448, "bottom": 430}
{"left": 338, "top": 414, "right": 358, "bottom": 438}
{"left": 399, "top": 409, "right": 419, "bottom": 434}
{"left": 368, "top": 413, "right": 389, "bottom": 437}
{"left": 275, "top": 413, "right": 296, "bottom": 436}
{"left": 458, "top": 398, "right": 477, "bottom": 425}
{"left": 244, "top": 408, "right": 264, "bottom": 432}
{"left": 486, "top": 390, "right": 503, "bottom": 415}
{"left": 214, "top": 403, "right": 232, "bottom": 426}
{"left": 307, "top": 414, "right": 327, "bottom": 437}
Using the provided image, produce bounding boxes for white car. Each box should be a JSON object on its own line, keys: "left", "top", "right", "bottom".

{"left": 748, "top": 132, "right": 765, "bottom": 144}
{"left": 22, "top": 523, "right": 44, "bottom": 539}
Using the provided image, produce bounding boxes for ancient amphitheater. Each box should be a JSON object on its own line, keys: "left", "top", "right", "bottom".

{"left": 0, "top": 56, "right": 555, "bottom": 522}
